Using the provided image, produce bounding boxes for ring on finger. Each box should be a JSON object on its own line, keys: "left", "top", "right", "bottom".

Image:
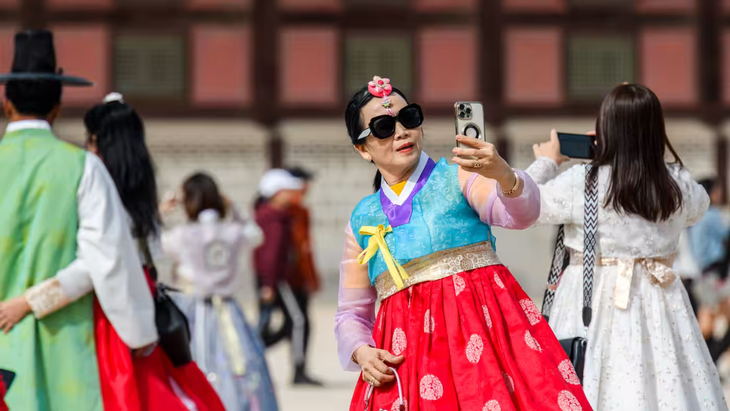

{"left": 473, "top": 161, "right": 482, "bottom": 168}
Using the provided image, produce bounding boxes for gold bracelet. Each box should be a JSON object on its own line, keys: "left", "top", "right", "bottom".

{"left": 502, "top": 172, "right": 520, "bottom": 196}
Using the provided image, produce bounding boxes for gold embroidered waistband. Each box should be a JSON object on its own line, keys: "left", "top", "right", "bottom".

{"left": 569, "top": 249, "right": 676, "bottom": 310}
{"left": 374, "top": 241, "right": 502, "bottom": 300}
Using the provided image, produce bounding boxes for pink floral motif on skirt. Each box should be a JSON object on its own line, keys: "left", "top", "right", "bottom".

{"left": 558, "top": 391, "right": 582, "bottom": 411}
{"left": 483, "top": 400, "right": 501, "bottom": 411}
{"left": 424, "top": 309, "right": 435, "bottom": 334}
{"left": 519, "top": 299, "right": 541, "bottom": 326}
{"left": 419, "top": 375, "right": 444, "bottom": 401}
{"left": 391, "top": 399, "right": 407, "bottom": 411}
{"left": 493, "top": 273, "right": 505, "bottom": 289}
{"left": 524, "top": 330, "right": 542, "bottom": 353}
{"left": 453, "top": 274, "right": 466, "bottom": 296}
{"left": 392, "top": 328, "right": 407, "bottom": 356}
{"left": 466, "top": 334, "right": 484, "bottom": 364}
{"left": 558, "top": 360, "right": 581, "bottom": 385}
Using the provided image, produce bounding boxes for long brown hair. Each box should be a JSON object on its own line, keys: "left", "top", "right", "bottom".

{"left": 591, "top": 84, "right": 683, "bottom": 222}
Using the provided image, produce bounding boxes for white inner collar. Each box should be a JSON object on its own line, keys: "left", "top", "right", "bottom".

{"left": 6, "top": 120, "right": 52, "bottom": 133}
{"left": 381, "top": 151, "right": 430, "bottom": 206}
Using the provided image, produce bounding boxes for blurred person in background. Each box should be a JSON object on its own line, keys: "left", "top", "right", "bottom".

{"left": 529, "top": 84, "right": 725, "bottom": 410}
{"left": 255, "top": 169, "right": 322, "bottom": 386}
{"left": 160, "top": 172, "right": 279, "bottom": 411}
{"left": 1, "top": 92, "right": 226, "bottom": 410}
{"left": 0, "top": 30, "right": 160, "bottom": 411}
{"left": 336, "top": 76, "right": 591, "bottom": 410}
{"left": 690, "top": 179, "right": 729, "bottom": 280}
{"left": 688, "top": 178, "right": 730, "bottom": 363}
{"left": 287, "top": 167, "right": 322, "bottom": 295}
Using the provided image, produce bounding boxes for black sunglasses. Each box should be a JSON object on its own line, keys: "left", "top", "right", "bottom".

{"left": 357, "top": 103, "right": 424, "bottom": 141}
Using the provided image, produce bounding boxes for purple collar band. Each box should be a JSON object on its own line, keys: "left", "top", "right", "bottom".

{"left": 380, "top": 154, "right": 436, "bottom": 227}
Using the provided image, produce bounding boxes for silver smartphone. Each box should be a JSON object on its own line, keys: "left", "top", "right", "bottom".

{"left": 454, "top": 101, "right": 486, "bottom": 150}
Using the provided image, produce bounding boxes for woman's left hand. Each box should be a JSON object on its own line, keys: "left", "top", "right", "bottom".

{"left": 0, "top": 296, "right": 31, "bottom": 334}
{"left": 452, "top": 135, "right": 515, "bottom": 188}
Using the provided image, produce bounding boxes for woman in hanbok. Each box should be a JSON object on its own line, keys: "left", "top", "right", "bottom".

{"left": 335, "top": 76, "right": 593, "bottom": 411}
{"left": 0, "top": 93, "right": 225, "bottom": 411}
{"left": 528, "top": 84, "right": 727, "bottom": 410}
{"left": 161, "top": 172, "right": 279, "bottom": 411}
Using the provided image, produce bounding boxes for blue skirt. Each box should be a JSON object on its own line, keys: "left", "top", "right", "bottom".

{"left": 172, "top": 293, "right": 279, "bottom": 411}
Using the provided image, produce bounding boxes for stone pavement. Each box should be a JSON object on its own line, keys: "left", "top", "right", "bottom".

{"left": 262, "top": 301, "right": 730, "bottom": 411}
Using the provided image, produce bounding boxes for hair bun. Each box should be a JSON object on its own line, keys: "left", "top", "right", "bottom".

{"left": 103, "top": 92, "right": 125, "bottom": 104}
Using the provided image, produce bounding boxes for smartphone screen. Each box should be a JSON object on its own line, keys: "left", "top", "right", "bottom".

{"left": 557, "top": 132, "right": 595, "bottom": 159}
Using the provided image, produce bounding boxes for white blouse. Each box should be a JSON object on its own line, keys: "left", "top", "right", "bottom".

{"left": 526, "top": 157, "right": 709, "bottom": 258}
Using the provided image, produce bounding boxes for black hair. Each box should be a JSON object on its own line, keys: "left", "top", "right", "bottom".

{"left": 591, "top": 84, "right": 683, "bottom": 222}
{"left": 345, "top": 85, "right": 408, "bottom": 192}
{"left": 5, "top": 80, "right": 62, "bottom": 117}
{"left": 182, "top": 172, "right": 226, "bottom": 221}
{"left": 288, "top": 166, "right": 313, "bottom": 181}
{"left": 84, "top": 100, "right": 161, "bottom": 239}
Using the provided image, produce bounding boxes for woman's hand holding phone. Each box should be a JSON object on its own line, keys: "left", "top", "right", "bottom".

{"left": 452, "top": 135, "right": 515, "bottom": 189}
{"left": 533, "top": 129, "right": 571, "bottom": 165}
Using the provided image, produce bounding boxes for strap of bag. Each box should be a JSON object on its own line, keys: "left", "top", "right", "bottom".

{"left": 582, "top": 165, "right": 598, "bottom": 327}
{"left": 541, "top": 164, "right": 599, "bottom": 328}
{"left": 541, "top": 225, "right": 566, "bottom": 321}
{"left": 137, "top": 237, "right": 159, "bottom": 282}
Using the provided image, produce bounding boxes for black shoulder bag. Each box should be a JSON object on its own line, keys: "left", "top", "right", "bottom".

{"left": 540, "top": 164, "right": 598, "bottom": 385}
{"left": 138, "top": 238, "right": 193, "bottom": 367}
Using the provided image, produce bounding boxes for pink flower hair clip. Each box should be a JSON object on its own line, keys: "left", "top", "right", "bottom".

{"left": 368, "top": 76, "right": 394, "bottom": 116}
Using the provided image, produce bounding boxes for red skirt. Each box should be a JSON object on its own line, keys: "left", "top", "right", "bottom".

{"left": 93, "top": 269, "right": 225, "bottom": 411}
{"left": 0, "top": 378, "right": 7, "bottom": 411}
{"left": 350, "top": 265, "right": 593, "bottom": 411}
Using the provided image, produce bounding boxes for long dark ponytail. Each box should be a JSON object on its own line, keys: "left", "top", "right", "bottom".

{"left": 345, "top": 85, "right": 408, "bottom": 192}
{"left": 85, "top": 100, "right": 161, "bottom": 239}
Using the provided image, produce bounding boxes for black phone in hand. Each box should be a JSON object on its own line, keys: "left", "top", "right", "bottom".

{"left": 557, "top": 132, "right": 595, "bottom": 159}
{"left": 1, "top": 369, "right": 15, "bottom": 390}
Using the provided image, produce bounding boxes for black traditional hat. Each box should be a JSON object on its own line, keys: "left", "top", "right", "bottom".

{"left": 0, "top": 30, "right": 92, "bottom": 86}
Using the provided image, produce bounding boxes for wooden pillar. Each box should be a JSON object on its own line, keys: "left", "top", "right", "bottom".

{"left": 253, "top": 0, "right": 282, "bottom": 168}
{"left": 699, "top": 0, "right": 726, "bottom": 201}
{"left": 482, "top": 0, "right": 507, "bottom": 162}
{"left": 21, "top": 0, "right": 46, "bottom": 30}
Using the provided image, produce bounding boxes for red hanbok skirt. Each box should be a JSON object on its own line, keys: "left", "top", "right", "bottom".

{"left": 93, "top": 268, "right": 225, "bottom": 411}
{"left": 0, "top": 378, "right": 7, "bottom": 411}
{"left": 350, "top": 265, "right": 593, "bottom": 411}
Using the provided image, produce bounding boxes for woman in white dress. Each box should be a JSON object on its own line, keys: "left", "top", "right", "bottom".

{"left": 527, "top": 84, "right": 727, "bottom": 411}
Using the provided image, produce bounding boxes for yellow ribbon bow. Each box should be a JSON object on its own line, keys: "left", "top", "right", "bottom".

{"left": 357, "top": 224, "right": 409, "bottom": 290}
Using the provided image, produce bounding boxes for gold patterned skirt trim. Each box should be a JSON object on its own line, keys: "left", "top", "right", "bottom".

{"left": 374, "top": 241, "right": 502, "bottom": 300}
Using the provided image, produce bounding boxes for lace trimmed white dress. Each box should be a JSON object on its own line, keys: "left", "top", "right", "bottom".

{"left": 526, "top": 157, "right": 727, "bottom": 411}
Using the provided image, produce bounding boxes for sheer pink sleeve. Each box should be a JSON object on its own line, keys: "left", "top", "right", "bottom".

{"left": 459, "top": 168, "right": 540, "bottom": 230}
{"left": 334, "top": 223, "right": 377, "bottom": 372}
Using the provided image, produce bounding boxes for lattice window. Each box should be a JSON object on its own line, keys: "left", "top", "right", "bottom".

{"left": 567, "top": 34, "right": 634, "bottom": 101}
{"left": 115, "top": 34, "right": 186, "bottom": 99}
{"left": 345, "top": 34, "right": 413, "bottom": 97}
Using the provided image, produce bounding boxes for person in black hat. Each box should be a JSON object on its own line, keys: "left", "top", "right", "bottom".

{"left": 0, "top": 30, "right": 159, "bottom": 410}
